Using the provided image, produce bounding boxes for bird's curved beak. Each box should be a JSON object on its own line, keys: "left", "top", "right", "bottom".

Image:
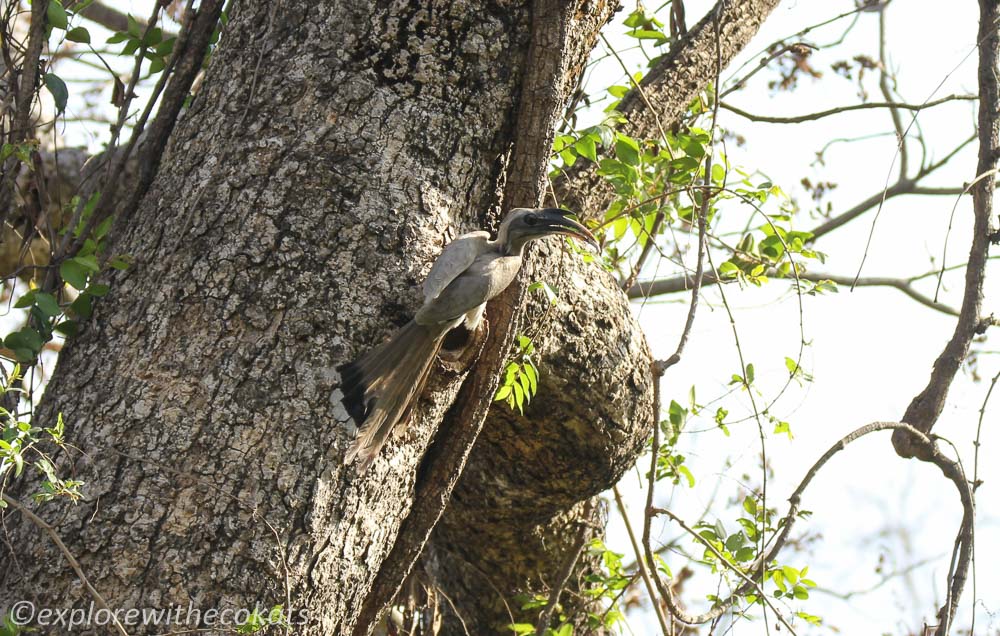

{"left": 537, "top": 208, "right": 601, "bottom": 252}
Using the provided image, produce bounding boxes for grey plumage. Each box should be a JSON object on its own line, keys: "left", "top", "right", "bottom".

{"left": 339, "top": 208, "right": 599, "bottom": 473}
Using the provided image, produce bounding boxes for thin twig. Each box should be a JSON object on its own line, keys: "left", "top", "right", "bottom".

{"left": 1, "top": 493, "right": 130, "bottom": 636}
{"left": 720, "top": 94, "right": 975, "bottom": 125}
{"left": 650, "top": 506, "right": 798, "bottom": 635}
{"left": 612, "top": 485, "right": 671, "bottom": 635}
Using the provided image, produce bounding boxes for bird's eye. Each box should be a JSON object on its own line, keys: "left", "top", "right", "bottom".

{"left": 524, "top": 214, "right": 538, "bottom": 226}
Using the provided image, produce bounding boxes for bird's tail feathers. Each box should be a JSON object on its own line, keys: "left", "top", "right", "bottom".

{"left": 339, "top": 320, "right": 441, "bottom": 473}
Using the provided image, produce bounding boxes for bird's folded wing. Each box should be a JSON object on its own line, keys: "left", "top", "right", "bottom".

{"left": 422, "top": 231, "right": 490, "bottom": 301}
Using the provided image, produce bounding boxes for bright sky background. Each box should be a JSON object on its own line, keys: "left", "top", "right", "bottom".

{"left": 590, "top": 1, "right": 999, "bottom": 634}
{"left": 43, "top": 0, "right": 999, "bottom": 634}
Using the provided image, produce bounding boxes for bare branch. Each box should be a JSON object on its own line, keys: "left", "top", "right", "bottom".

{"left": 107, "top": 0, "right": 224, "bottom": 247}
{"left": 720, "top": 94, "right": 976, "bottom": 124}
{"left": 74, "top": 1, "right": 136, "bottom": 34}
{"left": 877, "top": 7, "right": 909, "bottom": 179}
{"left": 893, "top": 0, "right": 999, "bottom": 457}
{"left": 611, "top": 486, "right": 671, "bottom": 634}
{"left": 811, "top": 132, "right": 976, "bottom": 240}
{"left": 628, "top": 269, "right": 962, "bottom": 316}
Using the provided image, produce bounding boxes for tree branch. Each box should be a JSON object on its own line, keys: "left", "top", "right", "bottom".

{"left": 107, "top": 0, "right": 224, "bottom": 243}
{"left": 893, "top": 0, "right": 998, "bottom": 458}
{"left": 74, "top": 1, "right": 139, "bottom": 34}
{"left": 810, "top": 132, "right": 976, "bottom": 240}
{"left": 0, "top": 0, "right": 48, "bottom": 231}
{"left": 611, "top": 485, "right": 671, "bottom": 635}
{"left": 720, "top": 94, "right": 976, "bottom": 125}
{"left": 628, "top": 269, "right": 962, "bottom": 317}
{"left": 1, "top": 494, "right": 130, "bottom": 636}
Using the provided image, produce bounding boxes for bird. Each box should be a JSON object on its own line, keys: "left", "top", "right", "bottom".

{"left": 339, "top": 207, "right": 600, "bottom": 473}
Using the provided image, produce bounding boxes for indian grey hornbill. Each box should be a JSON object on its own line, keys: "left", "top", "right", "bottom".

{"left": 339, "top": 207, "right": 599, "bottom": 473}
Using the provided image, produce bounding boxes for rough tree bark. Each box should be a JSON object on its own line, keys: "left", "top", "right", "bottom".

{"left": 0, "top": 1, "right": 647, "bottom": 635}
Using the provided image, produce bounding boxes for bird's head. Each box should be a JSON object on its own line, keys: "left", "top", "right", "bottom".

{"left": 498, "top": 207, "right": 600, "bottom": 255}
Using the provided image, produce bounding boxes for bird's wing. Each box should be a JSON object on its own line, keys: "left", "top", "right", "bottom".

{"left": 422, "top": 231, "right": 491, "bottom": 301}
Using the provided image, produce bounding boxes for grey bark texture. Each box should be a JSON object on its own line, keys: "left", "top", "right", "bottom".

{"left": 0, "top": 1, "right": 650, "bottom": 635}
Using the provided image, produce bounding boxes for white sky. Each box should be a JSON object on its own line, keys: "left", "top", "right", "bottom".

{"left": 592, "top": 1, "right": 999, "bottom": 634}
{"left": 42, "top": 0, "right": 1000, "bottom": 634}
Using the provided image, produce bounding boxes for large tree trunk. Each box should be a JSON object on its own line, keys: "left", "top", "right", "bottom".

{"left": 1, "top": 1, "right": 647, "bottom": 634}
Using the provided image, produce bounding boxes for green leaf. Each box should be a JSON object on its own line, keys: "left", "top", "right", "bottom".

{"left": 60, "top": 259, "right": 88, "bottom": 290}
{"left": 626, "top": 29, "right": 668, "bottom": 44}
{"left": 34, "top": 292, "right": 60, "bottom": 318}
{"left": 106, "top": 30, "right": 130, "bottom": 44}
{"left": 70, "top": 293, "right": 92, "bottom": 319}
{"left": 524, "top": 363, "right": 538, "bottom": 394}
{"left": 94, "top": 214, "right": 114, "bottom": 240}
{"left": 109, "top": 255, "right": 132, "bottom": 270}
{"left": 527, "top": 280, "right": 558, "bottom": 305}
{"left": 5, "top": 328, "right": 43, "bottom": 353}
{"left": 518, "top": 372, "right": 532, "bottom": 400}
{"left": 614, "top": 134, "right": 641, "bottom": 166}
{"left": 795, "top": 612, "right": 823, "bottom": 625}
{"left": 718, "top": 261, "right": 739, "bottom": 278}
{"left": 73, "top": 254, "right": 100, "bottom": 272}
{"left": 54, "top": 320, "right": 79, "bottom": 337}
{"left": 784, "top": 357, "right": 799, "bottom": 375}
{"left": 677, "top": 465, "right": 695, "bottom": 488}
{"left": 782, "top": 565, "right": 800, "bottom": 584}
{"left": 495, "top": 385, "right": 512, "bottom": 401}
{"left": 774, "top": 420, "right": 792, "bottom": 439}
{"left": 607, "top": 85, "right": 629, "bottom": 98}
{"left": 14, "top": 290, "right": 36, "bottom": 309}
{"left": 725, "top": 532, "right": 745, "bottom": 552}
{"left": 711, "top": 163, "right": 726, "bottom": 184}
{"left": 623, "top": 9, "right": 645, "bottom": 28}
{"left": 126, "top": 13, "right": 143, "bottom": 37}
{"left": 141, "top": 26, "right": 162, "bottom": 46}
{"left": 47, "top": 0, "right": 68, "bottom": 30}
{"left": 66, "top": 26, "right": 91, "bottom": 43}
{"left": 155, "top": 37, "right": 175, "bottom": 56}
{"left": 574, "top": 136, "right": 597, "bottom": 162}
{"left": 44, "top": 73, "right": 69, "bottom": 114}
